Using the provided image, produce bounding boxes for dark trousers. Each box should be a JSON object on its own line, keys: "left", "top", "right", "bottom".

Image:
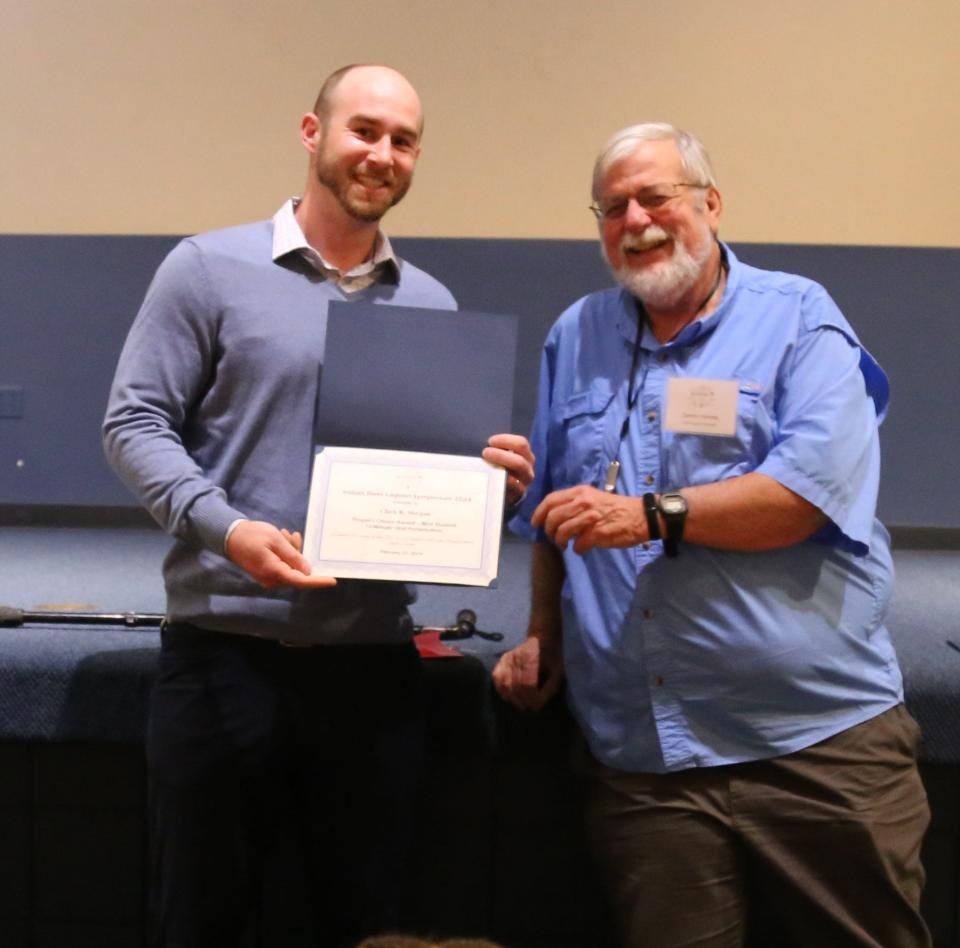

{"left": 147, "top": 622, "right": 425, "bottom": 948}
{"left": 580, "top": 704, "right": 931, "bottom": 948}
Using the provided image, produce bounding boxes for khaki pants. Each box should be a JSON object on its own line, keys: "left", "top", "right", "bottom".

{"left": 580, "top": 705, "right": 931, "bottom": 948}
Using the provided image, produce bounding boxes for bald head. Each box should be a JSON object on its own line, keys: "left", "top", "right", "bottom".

{"left": 313, "top": 64, "right": 423, "bottom": 138}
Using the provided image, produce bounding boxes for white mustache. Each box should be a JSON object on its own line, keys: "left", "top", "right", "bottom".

{"left": 621, "top": 225, "right": 670, "bottom": 254}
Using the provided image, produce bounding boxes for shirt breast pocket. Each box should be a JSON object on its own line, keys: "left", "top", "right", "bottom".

{"left": 665, "top": 384, "right": 767, "bottom": 485}
{"left": 549, "top": 386, "right": 616, "bottom": 489}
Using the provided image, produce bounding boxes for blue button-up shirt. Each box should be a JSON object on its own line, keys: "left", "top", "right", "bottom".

{"left": 512, "top": 245, "right": 903, "bottom": 773}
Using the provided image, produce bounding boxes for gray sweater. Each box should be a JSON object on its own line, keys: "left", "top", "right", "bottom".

{"left": 103, "top": 219, "right": 457, "bottom": 643}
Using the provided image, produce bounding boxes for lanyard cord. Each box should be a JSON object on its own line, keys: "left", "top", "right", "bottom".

{"left": 603, "top": 302, "right": 646, "bottom": 491}
{"left": 621, "top": 300, "right": 648, "bottom": 441}
{"left": 603, "top": 255, "right": 725, "bottom": 493}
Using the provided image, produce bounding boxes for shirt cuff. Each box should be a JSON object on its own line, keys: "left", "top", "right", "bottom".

{"left": 223, "top": 518, "right": 248, "bottom": 554}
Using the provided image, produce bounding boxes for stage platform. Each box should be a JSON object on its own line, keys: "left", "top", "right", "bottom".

{"left": 1, "top": 524, "right": 958, "bottom": 946}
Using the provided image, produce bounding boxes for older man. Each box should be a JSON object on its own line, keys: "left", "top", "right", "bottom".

{"left": 493, "top": 123, "right": 930, "bottom": 947}
{"left": 104, "top": 64, "right": 533, "bottom": 948}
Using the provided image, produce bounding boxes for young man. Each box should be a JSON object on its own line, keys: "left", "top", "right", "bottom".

{"left": 105, "top": 64, "right": 533, "bottom": 948}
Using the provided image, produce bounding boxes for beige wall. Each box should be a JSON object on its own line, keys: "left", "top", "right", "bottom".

{"left": 2, "top": 0, "right": 957, "bottom": 245}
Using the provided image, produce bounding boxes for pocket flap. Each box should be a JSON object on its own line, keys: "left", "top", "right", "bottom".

{"left": 557, "top": 386, "right": 615, "bottom": 421}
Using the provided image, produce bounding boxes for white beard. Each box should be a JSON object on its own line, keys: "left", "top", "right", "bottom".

{"left": 610, "top": 224, "right": 713, "bottom": 310}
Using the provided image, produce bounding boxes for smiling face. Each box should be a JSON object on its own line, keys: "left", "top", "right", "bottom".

{"left": 598, "top": 138, "right": 721, "bottom": 309}
{"left": 307, "top": 66, "right": 422, "bottom": 223}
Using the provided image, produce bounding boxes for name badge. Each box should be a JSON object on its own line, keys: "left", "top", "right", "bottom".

{"left": 664, "top": 378, "right": 739, "bottom": 436}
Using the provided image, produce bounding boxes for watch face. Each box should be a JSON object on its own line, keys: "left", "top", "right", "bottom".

{"left": 661, "top": 494, "right": 687, "bottom": 515}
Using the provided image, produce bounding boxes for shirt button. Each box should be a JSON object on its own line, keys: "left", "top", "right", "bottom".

{"left": 646, "top": 411, "right": 657, "bottom": 423}
{"left": 643, "top": 609, "right": 654, "bottom": 619}
{"left": 654, "top": 676, "right": 664, "bottom": 686}
{"left": 657, "top": 352, "right": 668, "bottom": 363}
{"left": 641, "top": 542, "right": 650, "bottom": 551}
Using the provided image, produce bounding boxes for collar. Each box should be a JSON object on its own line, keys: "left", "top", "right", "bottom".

{"left": 616, "top": 241, "right": 740, "bottom": 351}
{"left": 271, "top": 198, "right": 399, "bottom": 286}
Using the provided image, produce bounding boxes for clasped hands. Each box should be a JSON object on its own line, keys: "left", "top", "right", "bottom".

{"left": 226, "top": 433, "right": 536, "bottom": 589}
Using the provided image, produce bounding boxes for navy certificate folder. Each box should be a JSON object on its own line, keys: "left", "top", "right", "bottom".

{"left": 315, "top": 302, "right": 519, "bottom": 456}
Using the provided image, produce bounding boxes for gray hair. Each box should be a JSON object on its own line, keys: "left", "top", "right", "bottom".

{"left": 591, "top": 123, "right": 717, "bottom": 200}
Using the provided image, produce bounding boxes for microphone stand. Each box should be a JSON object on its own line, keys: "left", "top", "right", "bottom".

{"left": 0, "top": 605, "right": 164, "bottom": 628}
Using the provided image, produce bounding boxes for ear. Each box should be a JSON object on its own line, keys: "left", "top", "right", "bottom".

{"left": 300, "top": 112, "right": 321, "bottom": 154}
{"left": 704, "top": 186, "right": 723, "bottom": 234}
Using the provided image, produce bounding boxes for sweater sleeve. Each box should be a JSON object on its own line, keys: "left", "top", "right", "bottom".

{"left": 102, "top": 239, "right": 247, "bottom": 551}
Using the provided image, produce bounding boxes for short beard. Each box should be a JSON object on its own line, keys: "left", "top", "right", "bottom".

{"left": 314, "top": 159, "right": 410, "bottom": 223}
{"left": 609, "top": 225, "right": 713, "bottom": 310}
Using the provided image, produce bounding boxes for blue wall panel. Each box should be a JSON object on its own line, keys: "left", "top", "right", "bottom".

{"left": 1, "top": 235, "right": 956, "bottom": 526}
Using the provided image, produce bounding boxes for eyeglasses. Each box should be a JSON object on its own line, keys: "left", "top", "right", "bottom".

{"left": 589, "top": 182, "right": 707, "bottom": 221}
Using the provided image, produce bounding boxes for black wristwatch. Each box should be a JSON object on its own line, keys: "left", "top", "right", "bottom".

{"left": 658, "top": 490, "right": 688, "bottom": 558}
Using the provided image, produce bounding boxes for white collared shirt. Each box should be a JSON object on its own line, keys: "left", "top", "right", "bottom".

{"left": 271, "top": 198, "right": 397, "bottom": 293}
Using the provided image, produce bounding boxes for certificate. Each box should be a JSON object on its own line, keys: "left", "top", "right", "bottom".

{"left": 303, "top": 446, "right": 506, "bottom": 586}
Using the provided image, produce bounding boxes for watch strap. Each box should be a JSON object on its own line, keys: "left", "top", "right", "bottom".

{"left": 642, "top": 493, "right": 661, "bottom": 542}
{"left": 659, "top": 490, "right": 687, "bottom": 558}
